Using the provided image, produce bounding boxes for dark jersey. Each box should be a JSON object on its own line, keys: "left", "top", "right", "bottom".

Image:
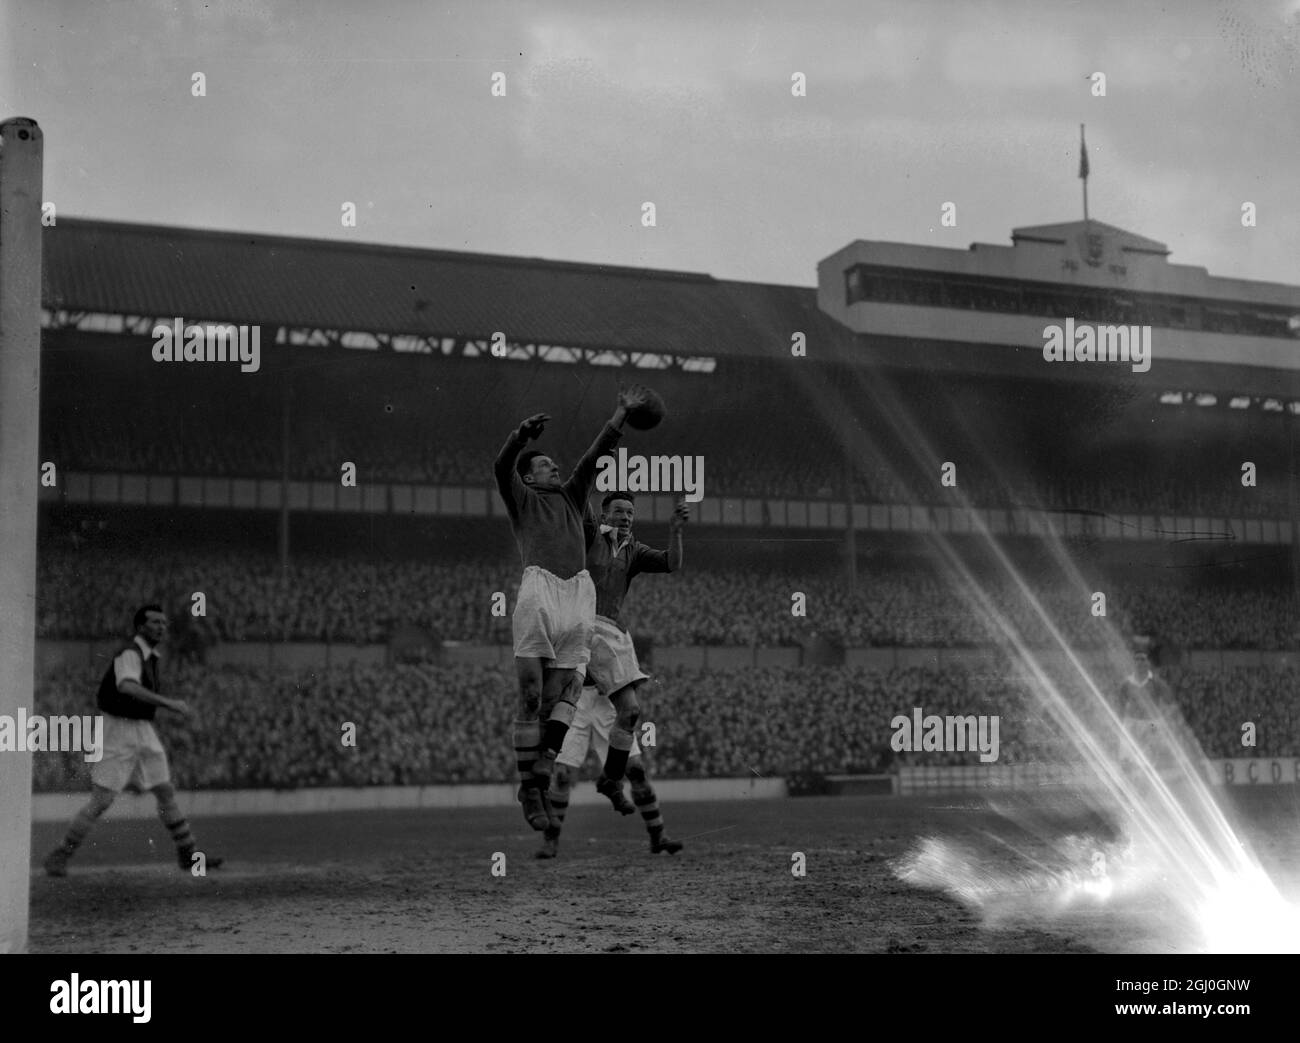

{"left": 97, "top": 640, "right": 160, "bottom": 720}
{"left": 494, "top": 423, "right": 621, "bottom": 579}
{"left": 585, "top": 525, "right": 671, "bottom": 630}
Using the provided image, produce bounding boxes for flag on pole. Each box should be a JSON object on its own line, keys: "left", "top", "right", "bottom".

{"left": 1079, "top": 124, "right": 1089, "bottom": 180}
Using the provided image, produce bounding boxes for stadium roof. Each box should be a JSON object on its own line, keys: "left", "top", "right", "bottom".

{"left": 41, "top": 218, "right": 858, "bottom": 363}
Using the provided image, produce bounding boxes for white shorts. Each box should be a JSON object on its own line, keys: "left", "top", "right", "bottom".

{"left": 512, "top": 566, "right": 596, "bottom": 669}
{"left": 586, "top": 615, "right": 648, "bottom": 697}
{"left": 557, "top": 683, "right": 642, "bottom": 769}
{"left": 90, "top": 715, "right": 172, "bottom": 793}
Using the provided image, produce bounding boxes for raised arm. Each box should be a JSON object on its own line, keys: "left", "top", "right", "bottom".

{"left": 666, "top": 500, "right": 687, "bottom": 571}
{"left": 494, "top": 413, "right": 549, "bottom": 515}
{"left": 633, "top": 500, "right": 689, "bottom": 575}
{"left": 565, "top": 387, "right": 649, "bottom": 501}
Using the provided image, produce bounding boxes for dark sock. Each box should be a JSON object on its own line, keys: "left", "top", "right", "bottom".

{"left": 541, "top": 719, "right": 569, "bottom": 759}
{"left": 605, "top": 743, "right": 631, "bottom": 775}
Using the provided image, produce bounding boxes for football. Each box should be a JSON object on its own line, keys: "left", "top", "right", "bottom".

{"left": 625, "top": 386, "right": 667, "bottom": 430}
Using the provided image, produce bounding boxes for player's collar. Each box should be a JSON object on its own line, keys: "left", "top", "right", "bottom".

{"left": 600, "top": 523, "right": 631, "bottom": 552}
{"left": 1127, "top": 669, "right": 1151, "bottom": 686}
{"left": 134, "top": 634, "right": 160, "bottom": 660}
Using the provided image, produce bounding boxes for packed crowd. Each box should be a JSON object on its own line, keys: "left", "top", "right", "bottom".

{"left": 37, "top": 548, "right": 1300, "bottom": 650}
{"left": 30, "top": 661, "right": 1299, "bottom": 793}
{"left": 38, "top": 551, "right": 515, "bottom": 645}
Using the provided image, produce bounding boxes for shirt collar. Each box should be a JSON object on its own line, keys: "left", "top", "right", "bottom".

{"left": 134, "top": 634, "right": 160, "bottom": 660}
{"left": 600, "top": 523, "right": 631, "bottom": 553}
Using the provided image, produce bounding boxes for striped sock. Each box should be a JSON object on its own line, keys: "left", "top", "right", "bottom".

{"left": 60, "top": 807, "right": 101, "bottom": 854}
{"left": 632, "top": 780, "right": 664, "bottom": 834}
{"left": 549, "top": 791, "right": 569, "bottom": 825}
{"left": 513, "top": 718, "right": 540, "bottom": 786}
{"left": 158, "top": 800, "right": 195, "bottom": 851}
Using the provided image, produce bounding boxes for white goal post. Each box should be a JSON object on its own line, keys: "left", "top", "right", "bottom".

{"left": 0, "top": 117, "right": 44, "bottom": 955}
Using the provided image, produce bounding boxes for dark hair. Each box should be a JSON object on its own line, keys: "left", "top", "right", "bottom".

{"left": 601, "top": 492, "right": 635, "bottom": 511}
{"left": 517, "top": 450, "right": 546, "bottom": 479}
{"left": 134, "top": 604, "right": 165, "bottom": 629}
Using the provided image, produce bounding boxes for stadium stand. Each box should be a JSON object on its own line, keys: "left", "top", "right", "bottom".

{"left": 36, "top": 548, "right": 1300, "bottom": 649}
{"left": 31, "top": 661, "right": 1300, "bottom": 792}
{"left": 30, "top": 219, "right": 1300, "bottom": 799}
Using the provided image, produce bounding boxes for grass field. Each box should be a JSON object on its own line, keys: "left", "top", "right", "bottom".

{"left": 28, "top": 788, "right": 1300, "bottom": 954}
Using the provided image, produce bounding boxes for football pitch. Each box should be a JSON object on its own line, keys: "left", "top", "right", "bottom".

{"left": 28, "top": 790, "right": 1300, "bottom": 954}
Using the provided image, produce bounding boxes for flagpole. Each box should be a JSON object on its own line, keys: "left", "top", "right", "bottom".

{"left": 1080, "top": 123, "right": 1089, "bottom": 224}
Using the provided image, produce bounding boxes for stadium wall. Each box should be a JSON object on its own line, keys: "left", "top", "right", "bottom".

{"left": 897, "top": 758, "right": 1300, "bottom": 794}
{"left": 34, "top": 639, "right": 1300, "bottom": 674}
{"left": 29, "top": 759, "right": 1299, "bottom": 822}
{"left": 29, "top": 776, "right": 787, "bottom": 822}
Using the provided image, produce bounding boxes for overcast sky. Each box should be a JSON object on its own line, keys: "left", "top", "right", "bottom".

{"left": 3, "top": 0, "right": 1299, "bottom": 288}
